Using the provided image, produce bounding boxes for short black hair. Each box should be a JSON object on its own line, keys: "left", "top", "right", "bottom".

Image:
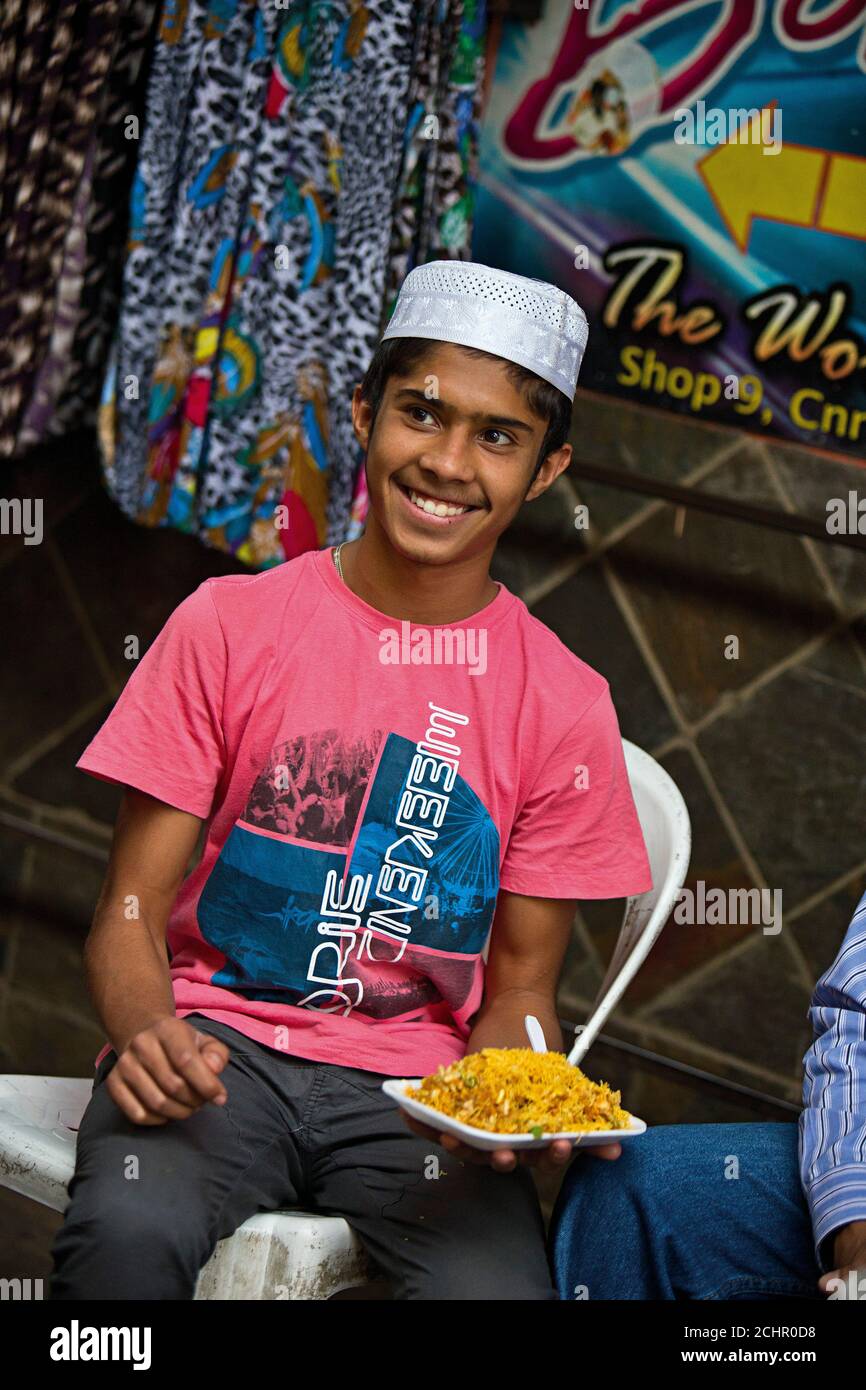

{"left": 358, "top": 336, "right": 573, "bottom": 486}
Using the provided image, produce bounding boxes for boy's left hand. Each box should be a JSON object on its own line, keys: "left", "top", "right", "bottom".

{"left": 401, "top": 1113, "right": 621, "bottom": 1171}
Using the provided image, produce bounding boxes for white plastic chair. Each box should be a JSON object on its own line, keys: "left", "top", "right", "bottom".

{"left": 567, "top": 738, "right": 691, "bottom": 1066}
{"left": 0, "top": 739, "right": 688, "bottom": 1298}
{"left": 0, "top": 1073, "right": 374, "bottom": 1300}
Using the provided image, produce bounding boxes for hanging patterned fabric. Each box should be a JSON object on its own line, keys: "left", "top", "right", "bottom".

{"left": 345, "top": 0, "right": 487, "bottom": 540}
{"left": 0, "top": 0, "right": 159, "bottom": 457}
{"left": 17, "top": 142, "right": 96, "bottom": 451}
{"left": 46, "top": 0, "right": 162, "bottom": 443}
{"left": 98, "top": 0, "right": 487, "bottom": 567}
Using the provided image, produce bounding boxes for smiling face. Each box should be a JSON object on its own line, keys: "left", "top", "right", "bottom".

{"left": 351, "top": 342, "right": 572, "bottom": 568}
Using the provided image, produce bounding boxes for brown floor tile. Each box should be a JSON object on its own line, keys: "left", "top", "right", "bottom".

{"left": 51, "top": 484, "right": 246, "bottom": 686}
{"left": 579, "top": 747, "right": 757, "bottom": 1010}
{"left": 19, "top": 836, "right": 106, "bottom": 929}
{"left": 0, "top": 822, "right": 27, "bottom": 901}
{"left": 0, "top": 546, "right": 106, "bottom": 770}
{"left": 491, "top": 533, "right": 574, "bottom": 596}
{"left": 0, "top": 1186, "right": 62, "bottom": 1286}
{"left": 698, "top": 636, "right": 866, "bottom": 907}
{"left": 557, "top": 949, "right": 602, "bottom": 1022}
{"left": 509, "top": 472, "right": 587, "bottom": 546}
{"left": 788, "top": 876, "right": 866, "bottom": 986}
{"left": 765, "top": 440, "right": 866, "bottom": 611}
{"left": 695, "top": 440, "right": 790, "bottom": 508}
{"left": 15, "top": 702, "right": 126, "bottom": 824}
{"left": 0, "top": 428, "right": 99, "bottom": 565}
{"left": 605, "top": 456, "right": 836, "bottom": 724}
{"left": 643, "top": 935, "right": 812, "bottom": 1081}
{"left": 529, "top": 561, "right": 676, "bottom": 748}
{"left": 8, "top": 910, "right": 91, "bottom": 1011}
{"left": 3, "top": 993, "right": 103, "bottom": 1076}
{"left": 568, "top": 390, "right": 734, "bottom": 534}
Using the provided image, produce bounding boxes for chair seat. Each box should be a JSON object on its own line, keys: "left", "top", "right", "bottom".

{"left": 0, "top": 1074, "right": 374, "bottom": 1299}
{"left": 0, "top": 1075, "right": 92, "bottom": 1210}
{"left": 193, "top": 1210, "right": 371, "bottom": 1300}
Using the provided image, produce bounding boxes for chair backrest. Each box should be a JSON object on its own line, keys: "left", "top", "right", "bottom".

{"left": 566, "top": 738, "right": 691, "bottom": 1066}
{"left": 617, "top": 738, "right": 692, "bottom": 948}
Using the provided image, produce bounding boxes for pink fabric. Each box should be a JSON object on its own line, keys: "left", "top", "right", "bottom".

{"left": 78, "top": 546, "right": 652, "bottom": 1077}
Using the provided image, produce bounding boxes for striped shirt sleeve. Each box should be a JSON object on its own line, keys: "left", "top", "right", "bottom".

{"left": 799, "top": 889, "right": 866, "bottom": 1270}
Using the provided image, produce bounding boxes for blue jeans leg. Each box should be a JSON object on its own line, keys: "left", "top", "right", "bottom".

{"left": 549, "top": 1122, "right": 823, "bottom": 1300}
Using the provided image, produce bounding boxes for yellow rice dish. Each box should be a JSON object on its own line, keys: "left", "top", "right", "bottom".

{"left": 409, "top": 1047, "right": 631, "bottom": 1136}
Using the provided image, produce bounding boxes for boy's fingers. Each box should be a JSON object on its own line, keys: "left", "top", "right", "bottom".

{"left": 107, "top": 1069, "right": 171, "bottom": 1126}
{"left": 115, "top": 1055, "right": 203, "bottom": 1121}
{"left": 197, "top": 1034, "right": 230, "bottom": 1069}
{"left": 405, "top": 1120, "right": 488, "bottom": 1165}
{"left": 586, "top": 1141, "right": 621, "bottom": 1161}
{"left": 404, "top": 1116, "right": 571, "bottom": 1170}
{"left": 200, "top": 1042, "right": 229, "bottom": 1073}
{"left": 437, "top": 1131, "right": 462, "bottom": 1149}
{"left": 402, "top": 1114, "right": 437, "bottom": 1141}
{"left": 488, "top": 1147, "right": 518, "bottom": 1171}
{"left": 165, "top": 1033, "right": 229, "bottom": 1103}
{"left": 129, "top": 1033, "right": 206, "bottom": 1109}
{"left": 437, "top": 1133, "right": 489, "bottom": 1164}
{"left": 545, "top": 1139, "right": 575, "bottom": 1166}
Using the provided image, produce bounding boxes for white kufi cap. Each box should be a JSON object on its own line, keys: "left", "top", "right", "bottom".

{"left": 380, "top": 260, "right": 589, "bottom": 401}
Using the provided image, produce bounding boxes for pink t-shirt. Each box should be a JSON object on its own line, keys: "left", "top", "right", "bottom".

{"left": 77, "top": 545, "right": 652, "bottom": 1077}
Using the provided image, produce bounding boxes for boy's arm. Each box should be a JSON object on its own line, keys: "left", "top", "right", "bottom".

{"left": 466, "top": 890, "right": 572, "bottom": 1055}
{"left": 85, "top": 787, "right": 200, "bottom": 1053}
{"left": 84, "top": 787, "right": 229, "bottom": 1122}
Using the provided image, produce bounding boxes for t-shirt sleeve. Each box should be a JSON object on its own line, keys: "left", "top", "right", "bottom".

{"left": 499, "top": 684, "right": 653, "bottom": 900}
{"left": 75, "top": 581, "right": 227, "bottom": 819}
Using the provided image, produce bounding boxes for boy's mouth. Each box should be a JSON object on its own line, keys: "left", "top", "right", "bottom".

{"left": 395, "top": 480, "right": 483, "bottom": 520}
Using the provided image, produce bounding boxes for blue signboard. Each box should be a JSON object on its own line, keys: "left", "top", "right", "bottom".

{"left": 473, "top": 0, "right": 866, "bottom": 459}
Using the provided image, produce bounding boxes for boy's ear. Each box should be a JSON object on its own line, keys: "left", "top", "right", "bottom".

{"left": 352, "top": 385, "right": 373, "bottom": 449}
{"left": 525, "top": 442, "right": 572, "bottom": 502}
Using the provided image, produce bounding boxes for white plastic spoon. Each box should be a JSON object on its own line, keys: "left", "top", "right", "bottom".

{"left": 524, "top": 1014, "right": 547, "bottom": 1053}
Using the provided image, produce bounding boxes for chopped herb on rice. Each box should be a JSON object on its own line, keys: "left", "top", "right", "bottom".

{"left": 410, "top": 1047, "right": 630, "bottom": 1135}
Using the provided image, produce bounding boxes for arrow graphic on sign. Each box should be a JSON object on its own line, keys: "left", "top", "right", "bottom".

{"left": 697, "top": 103, "right": 866, "bottom": 251}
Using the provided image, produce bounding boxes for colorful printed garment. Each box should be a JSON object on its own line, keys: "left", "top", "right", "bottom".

{"left": 98, "top": 0, "right": 487, "bottom": 566}
{"left": 0, "top": 0, "right": 158, "bottom": 457}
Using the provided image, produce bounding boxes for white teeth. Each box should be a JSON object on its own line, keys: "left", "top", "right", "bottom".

{"left": 408, "top": 488, "right": 469, "bottom": 518}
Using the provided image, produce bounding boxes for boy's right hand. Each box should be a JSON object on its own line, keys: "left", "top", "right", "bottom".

{"left": 105, "top": 1017, "right": 230, "bottom": 1126}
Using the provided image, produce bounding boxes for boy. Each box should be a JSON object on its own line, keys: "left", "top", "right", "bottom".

{"left": 49, "top": 260, "right": 651, "bottom": 1301}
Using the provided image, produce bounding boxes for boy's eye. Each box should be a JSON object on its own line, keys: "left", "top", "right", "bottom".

{"left": 404, "top": 407, "right": 512, "bottom": 446}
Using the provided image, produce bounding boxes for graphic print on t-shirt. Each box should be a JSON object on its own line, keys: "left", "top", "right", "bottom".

{"left": 197, "top": 704, "right": 500, "bottom": 1022}
{"left": 243, "top": 728, "right": 378, "bottom": 847}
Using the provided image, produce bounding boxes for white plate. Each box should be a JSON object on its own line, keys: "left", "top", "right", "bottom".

{"left": 382, "top": 1077, "right": 647, "bottom": 1151}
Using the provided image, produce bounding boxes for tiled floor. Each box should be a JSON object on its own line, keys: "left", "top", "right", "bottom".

{"left": 2, "top": 401, "right": 864, "bottom": 1281}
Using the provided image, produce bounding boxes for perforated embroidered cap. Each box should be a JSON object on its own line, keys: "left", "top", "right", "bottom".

{"left": 380, "top": 259, "right": 589, "bottom": 401}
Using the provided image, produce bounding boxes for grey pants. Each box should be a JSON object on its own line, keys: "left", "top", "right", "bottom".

{"left": 48, "top": 1015, "right": 557, "bottom": 1301}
